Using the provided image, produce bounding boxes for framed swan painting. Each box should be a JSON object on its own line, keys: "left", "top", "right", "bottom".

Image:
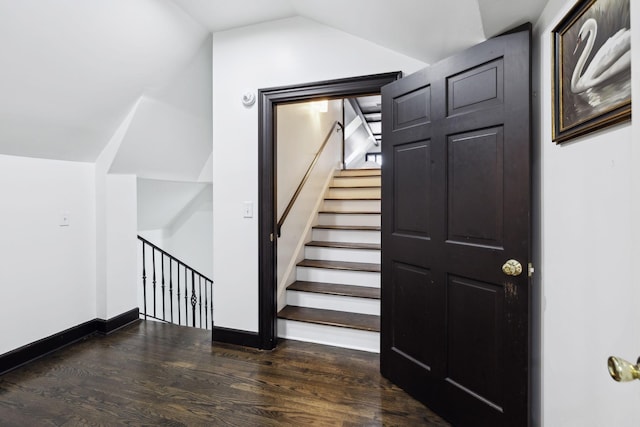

{"left": 552, "top": 0, "right": 631, "bottom": 143}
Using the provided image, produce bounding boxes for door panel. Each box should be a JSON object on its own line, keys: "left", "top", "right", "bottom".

{"left": 394, "top": 141, "right": 432, "bottom": 237}
{"left": 448, "top": 127, "right": 504, "bottom": 247}
{"left": 392, "top": 84, "right": 432, "bottom": 130}
{"left": 446, "top": 58, "right": 504, "bottom": 116}
{"left": 391, "top": 262, "right": 437, "bottom": 369}
{"left": 446, "top": 275, "right": 504, "bottom": 408}
{"left": 381, "top": 28, "right": 530, "bottom": 427}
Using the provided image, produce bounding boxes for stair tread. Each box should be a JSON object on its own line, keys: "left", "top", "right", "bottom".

{"left": 306, "top": 241, "right": 381, "bottom": 250}
{"left": 329, "top": 185, "right": 381, "bottom": 189}
{"left": 288, "top": 281, "right": 380, "bottom": 299}
{"left": 313, "top": 225, "right": 381, "bottom": 231}
{"left": 338, "top": 169, "right": 381, "bottom": 175}
{"left": 318, "top": 211, "right": 381, "bottom": 215}
{"left": 298, "top": 259, "right": 381, "bottom": 272}
{"left": 278, "top": 306, "right": 380, "bottom": 332}
{"left": 325, "top": 197, "right": 381, "bottom": 201}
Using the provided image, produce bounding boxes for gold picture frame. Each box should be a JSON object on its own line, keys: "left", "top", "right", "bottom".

{"left": 552, "top": 0, "right": 631, "bottom": 143}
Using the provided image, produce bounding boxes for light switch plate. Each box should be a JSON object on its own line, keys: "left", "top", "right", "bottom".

{"left": 242, "top": 201, "right": 253, "bottom": 218}
{"left": 60, "top": 212, "right": 70, "bottom": 227}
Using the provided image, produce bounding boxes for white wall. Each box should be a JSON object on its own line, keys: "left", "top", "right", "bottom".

{"left": 137, "top": 179, "right": 213, "bottom": 279}
{"left": 0, "top": 155, "right": 96, "bottom": 354}
{"left": 534, "top": 1, "right": 640, "bottom": 426}
{"left": 343, "top": 100, "right": 372, "bottom": 169}
{"left": 276, "top": 100, "right": 343, "bottom": 308}
{"left": 95, "top": 101, "right": 140, "bottom": 320}
{"left": 632, "top": 0, "right": 640, "bottom": 371}
{"left": 104, "top": 174, "right": 139, "bottom": 319}
{"left": 211, "top": 16, "right": 426, "bottom": 332}
{"left": 276, "top": 100, "right": 342, "bottom": 220}
{"left": 163, "top": 188, "right": 213, "bottom": 279}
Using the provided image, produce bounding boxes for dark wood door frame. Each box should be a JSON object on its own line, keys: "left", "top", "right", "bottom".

{"left": 257, "top": 72, "right": 402, "bottom": 350}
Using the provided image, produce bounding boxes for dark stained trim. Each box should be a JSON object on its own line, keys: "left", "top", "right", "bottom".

{"left": 0, "top": 308, "right": 140, "bottom": 376}
{"left": 212, "top": 326, "right": 261, "bottom": 348}
{"left": 95, "top": 308, "right": 141, "bottom": 335}
{"left": 258, "top": 72, "right": 402, "bottom": 350}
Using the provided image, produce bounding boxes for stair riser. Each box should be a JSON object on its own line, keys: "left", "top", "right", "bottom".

{"left": 312, "top": 228, "right": 380, "bottom": 244}
{"left": 332, "top": 177, "right": 381, "bottom": 187}
{"left": 322, "top": 199, "right": 381, "bottom": 212}
{"left": 326, "top": 187, "right": 381, "bottom": 199}
{"left": 286, "top": 291, "right": 380, "bottom": 315}
{"left": 337, "top": 169, "right": 381, "bottom": 177}
{"left": 277, "top": 319, "right": 380, "bottom": 353}
{"left": 305, "top": 246, "right": 380, "bottom": 264}
{"left": 296, "top": 267, "right": 380, "bottom": 287}
{"left": 317, "top": 213, "right": 381, "bottom": 227}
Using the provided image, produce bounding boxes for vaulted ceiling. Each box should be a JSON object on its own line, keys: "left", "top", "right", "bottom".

{"left": 0, "top": 0, "right": 548, "bottom": 164}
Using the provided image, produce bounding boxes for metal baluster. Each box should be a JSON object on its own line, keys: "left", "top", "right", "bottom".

{"left": 191, "top": 271, "right": 197, "bottom": 327}
{"left": 142, "top": 243, "right": 147, "bottom": 320}
{"left": 204, "top": 277, "right": 208, "bottom": 329}
{"left": 169, "top": 260, "right": 173, "bottom": 323}
{"left": 184, "top": 267, "right": 188, "bottom": 326}
{"left": 199, "top": 276, "right": 202, "bottom": 329}
{"left": 161, "top": 253, "right": 166, "bottom": 321}
{"left": 152, "top": 249, "right": 157, "bottom": 318}
{"left": 177, "top": 264, "right": 181, "bottom": 326}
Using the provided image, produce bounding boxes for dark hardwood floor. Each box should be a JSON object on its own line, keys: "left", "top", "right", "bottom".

{"left": 0, "top": 321, "right": 450, "bottom": 426}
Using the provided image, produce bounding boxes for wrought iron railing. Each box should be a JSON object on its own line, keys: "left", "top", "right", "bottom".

{"left": 138, "top": 235, "right": 213, "bottom": 330}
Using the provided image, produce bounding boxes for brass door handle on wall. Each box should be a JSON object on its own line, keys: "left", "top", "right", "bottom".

{"left": 502, "top": 259, "right": 523, "bottom": 276}
{"left": 608, "top": 356, "right": 640, "bottom": 382}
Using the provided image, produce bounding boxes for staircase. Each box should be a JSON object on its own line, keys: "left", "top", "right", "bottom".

{"left": 277, "top": 168, "right": 381, "bottom": 352}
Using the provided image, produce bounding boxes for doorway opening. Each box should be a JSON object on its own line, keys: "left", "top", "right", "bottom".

{"left": 257, "top": 72, "right": 401, "bottom": 350}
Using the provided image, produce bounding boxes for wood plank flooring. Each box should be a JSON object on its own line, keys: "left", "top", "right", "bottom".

{"left": 0, "top": 321, "right": 450, "bottom": 426}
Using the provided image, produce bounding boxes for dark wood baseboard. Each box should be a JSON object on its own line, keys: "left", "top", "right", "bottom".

{"left": 0, "top": 308, "right": 140, "bottom": 376}
{"left": 95, "top": 308, "right": 140, "bottom": 335}
{"left": 212, "top": 326, "right": 261, "bottom": 349}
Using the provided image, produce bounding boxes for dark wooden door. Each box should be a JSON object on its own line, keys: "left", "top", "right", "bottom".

{"left": 380, "top": 27, "right": 531, "bottom": 426}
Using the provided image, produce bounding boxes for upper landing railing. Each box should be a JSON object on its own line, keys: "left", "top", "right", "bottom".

{"left": 138, "top": 235, "right": 213, "bottom": 330}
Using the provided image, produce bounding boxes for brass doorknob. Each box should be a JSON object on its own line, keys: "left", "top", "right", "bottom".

{"left": 502, "top": 259, "right": 523, "bottom": 276}
{"left": 608, "top": 356, "right": 640, "bottom": 382}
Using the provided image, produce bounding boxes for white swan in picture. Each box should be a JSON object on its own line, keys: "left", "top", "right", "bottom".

{"left": 571, "top": 18, "right": 630, "bottom": 94}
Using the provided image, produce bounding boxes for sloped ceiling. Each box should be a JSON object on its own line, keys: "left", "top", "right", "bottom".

{"left": 109, "top": 36, "right": 213, "bottom": 182}
{"left": 0, "top": 0, "right": 548, "bottom": 163}
{"left": 0, "top": 0, "right": 208, "bottom": 162}
{"left": 174, "top": 0, "right": 549, "bottom": 64}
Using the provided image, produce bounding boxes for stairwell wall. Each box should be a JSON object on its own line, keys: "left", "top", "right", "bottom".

{"left": 211, "top": 16, "right": 426, "bottom": 332}
{"left": 276, "top": 100, "right": 343, "bottom": 310}
{"left": 162, "top": 189, "right": 213, "bottom": 279}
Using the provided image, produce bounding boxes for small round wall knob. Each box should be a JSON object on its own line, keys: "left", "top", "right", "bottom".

{"left": 241, "top": 91, "right": 256, "bottom": 107}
